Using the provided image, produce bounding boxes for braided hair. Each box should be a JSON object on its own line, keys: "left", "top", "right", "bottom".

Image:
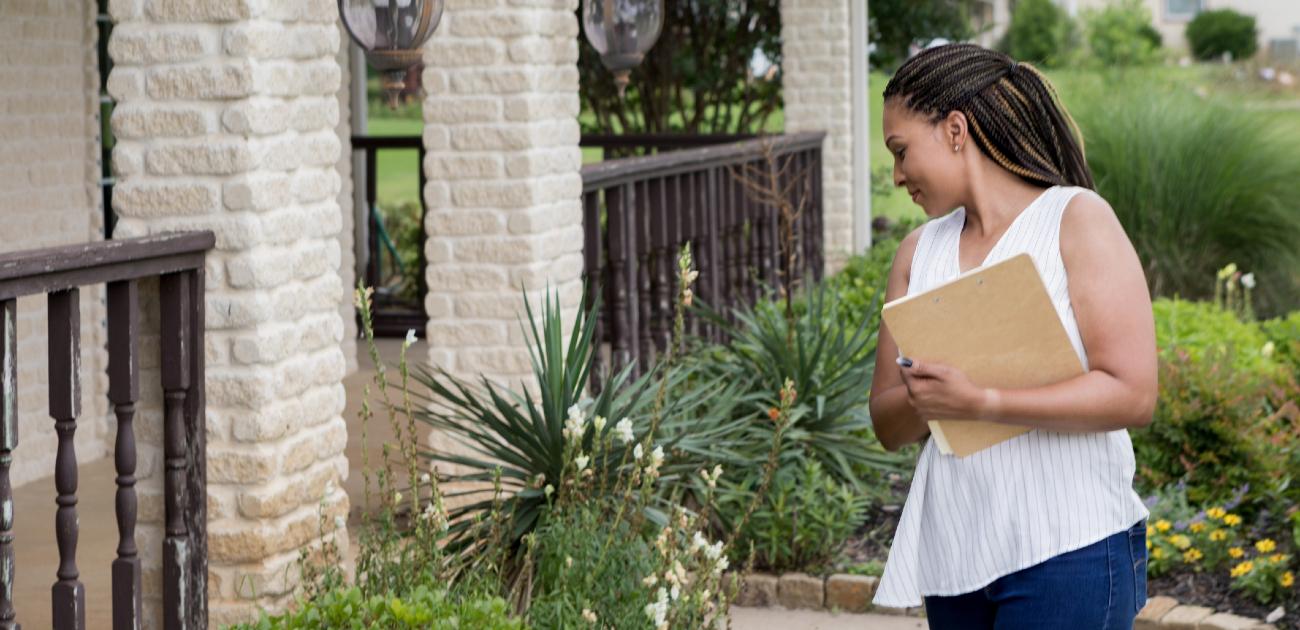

{"left": 884, "top": 43, "right": 1094, "bottom": 190}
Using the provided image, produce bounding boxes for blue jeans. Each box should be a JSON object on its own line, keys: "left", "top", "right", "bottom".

{"left": 924, "top": 519, "right": 1148, "bottom": 629}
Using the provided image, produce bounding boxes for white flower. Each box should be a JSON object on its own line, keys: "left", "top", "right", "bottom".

{"left": 544, "top": 484, "right": 554, "bottom": 498}
{"left": 393, "top": 491, "right": 403, "bottom": 504}
{"left": 334, "top": 515, "right": 346, "bottom": 531}
{"left": 692, "top": 531, "right": 709, "bottom": 553}
{"left": 651, "top": 445, "right": 664, "bottom": 468}
{"left": 614, "top": 418, "right": 634, "bottom": 444}
{"left": 644, "top": 588, "right": 669, "bottom": 627}
{"left": 575, "top": 455, "right": 590, "bottom": 472}
{"left": 1242, "top": 272, "right": 1256, "bottom": 289}
{"left": 564, "top": 405, "right": 587, "bottom": 442}
{"left": 1262, "top": 341, "right": 1276, "bottom": 358}
{"left": 420, "top": 473, "right": 430, "bottom": 485}
{"left": 566, "top": 555, "right": 573, "bottom": 568}
{"left": 706, "top": 540, "right": 724, "bottom": 561}
{"left": 642, "top": 574, "right": 658, "bottom": 587}
{"left": 581, "top": 609, "right": 597, "bottom": 624}
{"left": 670, "top": 584, "right": 680, "bottom": 601}
{"left": 593, "top": 415, "right": 607, "bottom": 432}
{"left": 404, "top": 329, "right": 417, "bottom": 348}
{"left": 633, "top": 443, "right": 644, "bottom": 460}
{"left": 715, "top": 555, "right": 730, "bottom": 573}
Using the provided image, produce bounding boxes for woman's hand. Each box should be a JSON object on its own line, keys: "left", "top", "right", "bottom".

{"left": 898, "top": 359, "right": 994, "bottom": 421}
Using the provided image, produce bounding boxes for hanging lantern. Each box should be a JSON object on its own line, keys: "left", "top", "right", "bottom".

{"left": 339, "top": 0, "right": 445, "bottom": 109}
{"left": 582, "top": 0, "right": 665, "bottom": 98}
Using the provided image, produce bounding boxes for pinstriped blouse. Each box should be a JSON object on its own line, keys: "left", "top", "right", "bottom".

{"left": 872, "top": 185, "right": 1150, "bottom": 607}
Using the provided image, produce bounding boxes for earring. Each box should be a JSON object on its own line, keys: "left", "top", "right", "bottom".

{"left": 953, "top": 145, "right": 960, "bottom": 152}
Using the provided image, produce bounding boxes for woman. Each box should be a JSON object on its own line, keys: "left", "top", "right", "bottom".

{"left": 869, "top": 44, "right": 1156, "bottom": 629}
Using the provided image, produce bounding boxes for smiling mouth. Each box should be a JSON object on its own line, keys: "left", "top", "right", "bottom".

{"left": 910, "top": 190, "right": 921, "bottom": 203}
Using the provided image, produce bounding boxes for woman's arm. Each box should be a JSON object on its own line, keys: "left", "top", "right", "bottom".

{"left": 901, "top": 192, "right": 1158, "bottom": 432}
{"left": 869, "top": 226, "right": 932, "bottom": 452}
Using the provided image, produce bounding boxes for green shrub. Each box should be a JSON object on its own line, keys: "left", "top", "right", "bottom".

{"left": 1081, "top": 0, "right": 1161, "bottom": 67}
{"left": 1131, "top": 346, "right": 1283, "bottom": 510}
{"left": 526, "top": 502, "right": 661, "bottom": 629}
{"left": 1075, "top": 90, "right": 1300, "bottom": 317}
{"left": 228, "top": 586, "right": 525, "bottom": 630}
{"left": 1261, "top": 311, "right": 1300, "bottom": 377}
{"left": 689, "top": 282, "right": 907, "bottom": 489}
{"left": 1153, "top": 298, "right": 1282, "bottom": 379}
{"left": 717, "top": 460, "right": 869, "bottom": 573}
{"left": 1185, "top": 9, "right": 1258, "bottom": 61}
{"left": 1004, "top": 0, "right": 1077, "bottom": 67}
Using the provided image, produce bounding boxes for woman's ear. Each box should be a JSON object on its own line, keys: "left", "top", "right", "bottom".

{"left": 943, "top": 110, "right": 968, "bottom": 152}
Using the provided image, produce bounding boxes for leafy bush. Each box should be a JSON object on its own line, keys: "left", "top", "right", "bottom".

{"left": 1262, "top": 311, "right": 1300, "bottom": 378}
{"left": 1081, "top": 0, "right": 1161, "bottom": 67}
{"left": 867, "top": 0, "right": 978, "bottom": 70}
{"left": 1003, "top": 0, "right": 1077, "bottom": 67}
{"left": 1075, "top": 90, "right": 1300, "bottom": 317}
{"left": 1185, "top": 8, "right": 1258, "bottom": 61}
{"left": 716, "top": 460, "right": 869, "bottom": 573}
{"left": 1153, "top": 298, "right": 1281, "bottom": 379}
{"left": 229, "top": 586, "right": 525, "bottom": 630}
{"left": 1132, "top": 346, "right": 1283, "bottom": 510}
{"left": 689, "top": 282, "right": 906, "bottom": 489}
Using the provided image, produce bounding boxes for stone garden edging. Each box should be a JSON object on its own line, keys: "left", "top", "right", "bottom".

{"left": 729, "top": 572, "right": 1281, "bottom": 629}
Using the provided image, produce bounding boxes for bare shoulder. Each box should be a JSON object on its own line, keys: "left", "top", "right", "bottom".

{"left": 1059, "top": 188, "right": 1132, "bottom": 263}
{"left": 889, "top": 222, "right": 930, "bottom": 293}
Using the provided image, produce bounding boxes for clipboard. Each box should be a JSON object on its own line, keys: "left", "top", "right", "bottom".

{"left": 880, "top": 253, "right": 1085, "bottom": 457}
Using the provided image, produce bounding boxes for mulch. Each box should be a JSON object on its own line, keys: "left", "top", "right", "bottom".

{"left": 836, "top": 473, "right": 1297, "bottom": 628}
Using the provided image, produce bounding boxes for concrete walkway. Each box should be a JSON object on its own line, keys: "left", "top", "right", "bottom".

{"left": 732, "top": 606, "right": 929, "bottom": 629}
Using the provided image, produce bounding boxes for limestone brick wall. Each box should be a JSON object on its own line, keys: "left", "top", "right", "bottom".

{"left": 0, "top": 1, "right": 114, "bottom": 487}
{"left": 781, "top": 0, "right": 856, "bottom": 275}
{"left": 420, "top": 0, "right": 586, "bottom": 389}
{"left": 335, "top": 28, "right": 357, "bottom": 374}
{"left": 106, "top": 0, "right": 350, "bottom": 624}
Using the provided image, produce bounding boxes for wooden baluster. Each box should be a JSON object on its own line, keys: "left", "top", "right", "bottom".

{"left": 184, "top": 268, "right": 208, "bottom": 629}
{"left": 635, "top": 181, "right": 654, "bottom": 375}
{"left": 48, "top": 289, "right": 85, "bottom": 630}
{"left": 606, "top": 185, "right": 634, "bottom": 378}
{"left": 581, "top": 191, "right": 606, "bottom": 394}
{"left": 160, "top": 273, "right": 191, "bottom": 630}
{"left": 108, "top": 280, "right": 141, "bottom": 630}
{"left": 0, "top": 299, "right": 18, "bottom": 630}
{"left": 811, "top": 147, "right": 825, "bottom": 281}
{"left": 654, "top": 176, "right": 675, "bottom": 353}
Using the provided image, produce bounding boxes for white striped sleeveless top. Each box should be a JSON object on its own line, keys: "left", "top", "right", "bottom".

{"left": 872, "top": 185, "right": 1150, "bottom": 607}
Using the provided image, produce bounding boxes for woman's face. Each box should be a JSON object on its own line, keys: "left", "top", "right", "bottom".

{"left": 882, "top": 99, "right": 965, "bottom": 218}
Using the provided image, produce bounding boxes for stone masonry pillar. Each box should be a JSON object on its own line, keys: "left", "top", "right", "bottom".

{"left": 106, "top": 0, "right": 349, "bottom": 625}
{"left": 420, "top": 0, "right": 586, "bottom": 388}
{"left": 781, "top": 0, "right": 858, "bottom": 274}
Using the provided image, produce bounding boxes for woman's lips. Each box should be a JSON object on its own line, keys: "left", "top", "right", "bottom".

{"left": 910, "top": 190, "right": 920, "bottom": 203}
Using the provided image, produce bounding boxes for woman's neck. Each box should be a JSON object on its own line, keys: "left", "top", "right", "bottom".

{"left": 960, "top": 166, "right": 1049, "bottom": 238}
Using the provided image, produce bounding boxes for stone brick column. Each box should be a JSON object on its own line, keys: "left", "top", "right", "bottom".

{"left": 106, "top": 0, "right": 349, "bottom": 624}
{"left": 420, "top": 0, "right": 585, "bottom": 388}
{"left": 781, "top": 0, "right": 857, "bottom": 274}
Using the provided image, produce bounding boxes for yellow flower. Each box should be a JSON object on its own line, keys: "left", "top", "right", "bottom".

{"left": 1170, "top": 535, "right": 1192, "bottom": 550}
{"left": 1282, "top": 572, "right": 1295, "bottom": 588}
{"left": 1154, "top": 520, "right": 1173, "bottom": 533}
{"left": 1183, "top": 548, "right": 1203, "bottom": 563}
{"left": 1255, "top": 539, "right": 1277, "bottom": 553}
{"left": 1206, "top": 507, "right": 1226, "bottom": 520}
{"left": 1229, "top": 547, "right": 1245, "bottom": 559}
{"left": 1223, "top": 514, "right": 1242, "bottom": 527}
{"left": 1189, "top": 522, "right": 1206, "bottom": 533}
{"left": 1146, "top": 525, "right": 1155, "bottom": 537}
{"left": 1147, "top": 538, "right": 1153, "bottom": 550}
{"left": 1269, "top": 553, "right": 1286, "bottom": 564}
{"left": 1231, "top": 561, "right": 1255, "bottom": 578}
{"left": 1209, "top": 530, "right": 1228, "bottom": 542}
{"left": 1152, "top": 547, "right": 1166, "bottom": 559}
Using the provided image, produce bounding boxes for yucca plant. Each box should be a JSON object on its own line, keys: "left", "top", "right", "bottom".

{"left": 407, "top": 286, "right": 754, "bottom": 556}
{"left": 687, "top": 282, "right": 908, "bottom": 488}
{"left": 1074, "top": 89, "right": 1300, "bottom": 317}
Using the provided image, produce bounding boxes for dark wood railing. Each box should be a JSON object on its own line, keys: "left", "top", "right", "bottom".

{"left": 351, "top": 135, "right": 428, "bottom": 337}
{"left": 581, "top": 133, "right": 756, "bottom": 161}
{"left": 581, "top": 131, "right": 826, "bottom": 389}
{"left": 0, "top": 232, "right": 212, "bottom": 630}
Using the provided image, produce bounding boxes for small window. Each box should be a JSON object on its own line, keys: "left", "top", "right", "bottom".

{"left": 1166, "top": 0, "right": 1202, "bottom": 20}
